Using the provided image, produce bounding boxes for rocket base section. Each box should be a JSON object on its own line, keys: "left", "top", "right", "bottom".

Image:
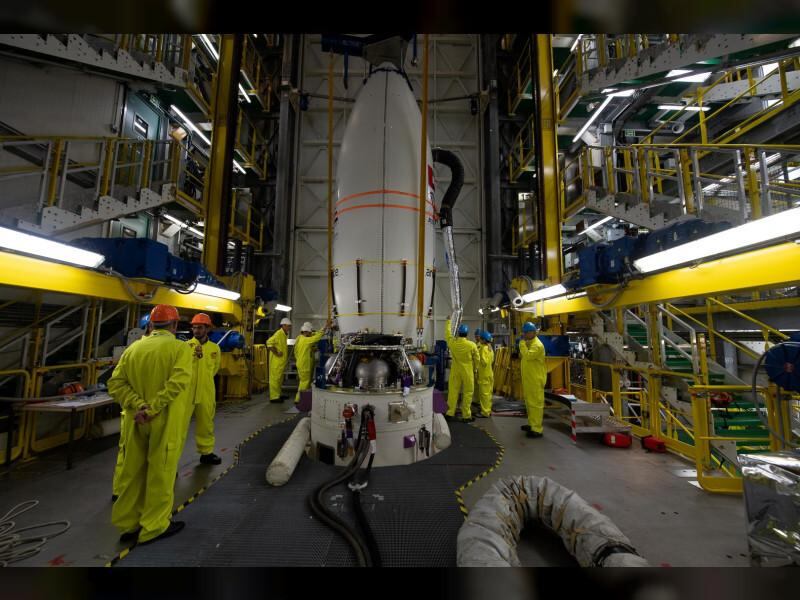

{"left": 310, "top": 386, "right": 437, "bottom": 467}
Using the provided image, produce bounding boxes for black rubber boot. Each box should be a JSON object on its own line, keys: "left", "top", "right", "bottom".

{"left": 119, "top": 528, "right": 141, "bottom": 543}
{"left": 200, "top": 453, "right": 222, "bottom": 465}
{"left": 111, "top": 494, "right": 119, "bottom": 502}
{"left": 520, "top": 425, "right": 531, "bottom": 431}
{"left": 526, "top": 431, "right": 543, "bottom": 438}
{"left": 138, "top": 521, "right": 185, "bottom": 545}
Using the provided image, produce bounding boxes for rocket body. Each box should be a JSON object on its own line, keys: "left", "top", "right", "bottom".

{"left": 332, "top": 66, "right": 436, "bottom": 340}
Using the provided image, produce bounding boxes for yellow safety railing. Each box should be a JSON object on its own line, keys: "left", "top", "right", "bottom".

{"left": 508, "top": 38, "right": 533, "bottom": 116}
{"left": 506, "top": 113, "right": 536, "bottom": 183}
{"left": 560, "top": 142, "right": 800, "bottom": 224}
{"left": 83, "top": 34, "right": 191, "bottom": 72}
{"left": 228, "top": 188, "right": 264, "bottom": 251}
{"left": 241, "top": 34, "right": 275, "bottom": 111}
{"left": 235, "top": 111, "right": 269, "bottom": 180}
{"left": 510, "top": 192, "right": 537, "bottom": 252}
{"left": 0, "top": 135, "right": 206, "bottom": 217}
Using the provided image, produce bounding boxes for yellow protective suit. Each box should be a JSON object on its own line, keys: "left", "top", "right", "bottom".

{"left": 477, "top": 342, "right": 495, "bottom": 417}
{"left": 519, "top": 336, "right": 547, "bottom": 433}
{"left": 294, "top": 330, "right": 325, "bottom": 403}
{"left": 266, "top": 328, "right": 288, "bottom": 401}
{"left": 445, "top": 319, "right": 479, "bottom": 419}
{"left": 183, "top": 338, "right": 222, "bottom": 455}
{"left": 108, "top": 329, "right": 193, "bottom": 543}
{"left": 111, "top": 410, "right": 125, "bottom": 498}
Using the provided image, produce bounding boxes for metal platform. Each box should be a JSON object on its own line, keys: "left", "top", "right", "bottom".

{"left": 114, "top": 416, "right": 501, "bottom": 567}
{"left": 546, "top": 392, "right": 631, "bottom": 443}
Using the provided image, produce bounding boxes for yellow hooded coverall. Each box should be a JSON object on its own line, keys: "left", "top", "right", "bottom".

{"left": 519, "top": 336, "right": 547, "bottom": 433}
{"left": 184, "top": 338, "right": 222, "bottom": 455}
{"left": 445, "top": 319, "right": 479, "bottom": 419}
{"left": 108, "top": 329, "right": 193, "bottom": 543}
{"left": 477, "top": 342, "right": 495, "bottom": 417}
{"left": 294, "top": 330, "right": 325, "bottom": 403}
{"left": 267, "top": 328, "right": 289, "bottom": 401}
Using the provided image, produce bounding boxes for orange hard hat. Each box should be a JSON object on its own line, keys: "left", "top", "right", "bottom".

{"left": 191, "top": 313, "right": 213, "bottom": 326}
{"left": 150, "top": 304, "right": 179, "bottom": 323}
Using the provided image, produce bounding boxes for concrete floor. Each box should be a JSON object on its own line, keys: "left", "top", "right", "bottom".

{"left": 0, "top": 395, "right": 750, "bottom": 567}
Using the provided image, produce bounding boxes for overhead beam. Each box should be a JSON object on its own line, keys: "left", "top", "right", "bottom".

{"left": 0, "top": 251, "right": 243, "bottom": 321}
{"left": 531, "top": 242, "right": 800, "bottom": 316}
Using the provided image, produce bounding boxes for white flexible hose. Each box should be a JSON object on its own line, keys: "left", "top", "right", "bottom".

{"left": 266, "top": 417, "right": 312, "bottom": 486}
{"left": 0, "top": 500, "right": 70, "bottom": 566}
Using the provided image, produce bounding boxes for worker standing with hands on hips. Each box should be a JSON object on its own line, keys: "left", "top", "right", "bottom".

{"left": 476, "top": 330, "right": 495, "bottom": 419}
{"left": 519, "top": 321, "right": 546, "bottom": 438}
{"left": 267, "top": 317, "right": 292, "bottom": 403}
{"left": 293, "top": 320, "right": 331, "bottom": 405}
{"left": 108, "top": 304, "right": 192, "bottom": 545}
{"left": 184, "top": 313, "right": 222, "bottom": 465}
{"left": 444, "top": 319, "right": 479, "bottom": 423}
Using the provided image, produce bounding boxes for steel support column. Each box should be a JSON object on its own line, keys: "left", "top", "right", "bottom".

{"left": 533, "top": 34, "right": 562, "bottom": 284}
{"left": 203, "top": 34, "right": 242, "bottom": 276}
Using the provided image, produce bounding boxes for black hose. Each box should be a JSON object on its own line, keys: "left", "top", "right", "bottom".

{"left": 307, "top": 417, "right": 373, "bottom": 566}
{"left": 400, "top": 260, "right": 407, "bottom": 316}
{"left": 427, "top": 267, "right": 436, "bottom": 317}
{"left": 432, "top": 148, "right": 464, "bottom": 229}
{"left": 356, "top": 259, "right": 364, "bottom": 315}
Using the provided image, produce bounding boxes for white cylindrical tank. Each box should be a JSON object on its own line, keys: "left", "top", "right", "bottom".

{"left": 332, "top": 65, "right": 436, "bottom": 339}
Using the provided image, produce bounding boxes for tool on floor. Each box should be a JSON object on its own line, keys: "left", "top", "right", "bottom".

{"left": 0, "top": 500, "right": 70, "bottom": 566}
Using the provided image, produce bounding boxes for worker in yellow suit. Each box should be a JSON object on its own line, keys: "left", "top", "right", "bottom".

{"left": 519, "top": 321, "right": 546, "bottom": 438}
{"left": 112, "top": 315, "right": 152, "bottom": 502}
{"left": 108, "top": 304, "right": 192, "bottom": 545}
{"left": 445, "top": 318, "right": 479, "bottom": 422}
{"left": 184, "top": 313, "right": 222, "bottom": 465}
{"left": 293, "top": 320, "right": 331, "bottom": 405}
{"left": 476, "top": 330, "right": 495, "bottom": 419}
{"left": 267, "top": 317, "right": 292, "bottom": 402}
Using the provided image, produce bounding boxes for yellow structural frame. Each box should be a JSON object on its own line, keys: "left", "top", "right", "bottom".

{"left": 0, "top": 250, "right": 243, "bottom": 321}
{"left": 533, "top": 242, "right": 800, "bottom": 316}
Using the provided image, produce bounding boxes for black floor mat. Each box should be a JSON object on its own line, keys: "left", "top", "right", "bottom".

{"left": 116, "top": 417, "right": 500, "bottom": 567}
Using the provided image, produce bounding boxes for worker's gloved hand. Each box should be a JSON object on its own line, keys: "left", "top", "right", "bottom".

{"left": 134, "top": 407, "right": 153, "bottom": 425}
{"left": 273, "top": 349, "right": 283, "bottom": 358}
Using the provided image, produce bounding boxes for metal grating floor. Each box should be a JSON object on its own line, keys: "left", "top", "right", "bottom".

{"left": 117, "top": 417, "right": 501, "bottom": 567}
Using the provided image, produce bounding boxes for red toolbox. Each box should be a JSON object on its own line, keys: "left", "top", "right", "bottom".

{"left": 603, "top": 432, "right": 632, "bottom": 448}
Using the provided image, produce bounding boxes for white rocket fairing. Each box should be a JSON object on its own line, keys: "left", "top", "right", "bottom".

{"left": 332, "top": 65, "right": 436, "bottom": 339}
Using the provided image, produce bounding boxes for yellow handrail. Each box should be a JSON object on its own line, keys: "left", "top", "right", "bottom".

{"left": 706, "top": 297, "right": 790, "bottom": 341}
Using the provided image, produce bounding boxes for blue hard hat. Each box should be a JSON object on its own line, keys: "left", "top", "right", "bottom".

{"left": 457, "top": 324, "right": 469, "bottom": 336}
{"left": 474, "top": 328, "right": 482, "bottom": 336}
{"left": 522, "top": 321, "right": 538, "bottom": 333}
{"left": 139, "top": 314, "right": 150, "bottom": 329}
{"left": 481, "top": 330, "right": 493, "bottom": 342}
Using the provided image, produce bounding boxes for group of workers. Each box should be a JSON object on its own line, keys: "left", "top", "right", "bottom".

{"left": 266, "top": 317, "right": 331, "bottom": 405}
{"left": 445, "top": 318, "right": 547, "bottom": 439}
{"left": 107, "top": 305, "right": 222, "bottom": 546}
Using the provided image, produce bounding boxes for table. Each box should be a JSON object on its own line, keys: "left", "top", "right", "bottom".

{"left": 20, "top": 393, "right": 115, "bottom": 469}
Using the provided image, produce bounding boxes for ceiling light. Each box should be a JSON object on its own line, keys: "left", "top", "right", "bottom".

{"left": 582, "top": 215, "right": 614, "bottom": 234}
{"left": 170, "top": 105, "right": 211, "bottom": 146}
{"left": 658, "top": 104, "right": 710, "bottom": 111}
{"left": 570, "top": 34, "right": 583, "bottom": 53}
{"left": 198, "top": 34, "right": 219, "bottom": 61}
{"left": 0, "top": 226, "right": 105, "bottom": 268}
{"left": 790, "top": 38, "right": 800, "bottom": 48}
{"left": 666, "top": 69, "right": 712, "bottom": 83}
{"left": 238, "top": 83, "right": 251, "bottom": 103}
{"left": 233, "top": 160, "right": 246, "bottom": 174}
{"left": 521, "top": 284, "right": 568, "bottom": 303}
{"left": 275, "top": 304, "right": 292, "bottom": 312}
{"left": 606, "top": 89, "right": 635, "bottom": 97}
{"left": 572, "top": 96, "right": 612, "bottom": 142}
{"left": 633, "top": 206, "right": 800, "bottom": 274}
{"left": 194, "top": 282, "right": 240, "bottom": 301}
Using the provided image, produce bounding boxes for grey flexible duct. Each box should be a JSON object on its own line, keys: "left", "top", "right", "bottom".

{"left": 457, "top": 476, "right": 649, "bottom": 567}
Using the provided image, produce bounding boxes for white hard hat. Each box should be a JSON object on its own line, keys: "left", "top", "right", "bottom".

{"left": 301, "top": 322, "right": 313, "bottom": 332}
{"left": 280, "top": 318, "right": 292, "bottom": 326}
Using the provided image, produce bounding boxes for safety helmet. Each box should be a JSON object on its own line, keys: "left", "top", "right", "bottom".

{"left": 191, "top": 313, "right": 213, "bottom": 326}
{"left": 522, "top": 321, "right": 538, "bottom": 333}
{"left": 457, "top": 324, "right": 469, "bottom": 337}
{"left": 280, "top": 317, "right": 292, "bottom": 326}
{"left": 301, "top": 322, "right": 313, "bottom": 333}
{"left": 481, "top": 330, "right": 493, "bottom": 343}
{"left": 474, "top": 328, "right": 482, "bottom": 337}
{"left": 150, "top": 304, "right": 179, "bottom": 324}
{"left": 138, "top": 313, "right": 150, "bottom": 329}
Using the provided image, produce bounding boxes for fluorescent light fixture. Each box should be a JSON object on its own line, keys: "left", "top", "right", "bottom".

{"left": 553, "top": 69, "right": 558, "bottom": 78}
{"left": 582, "top": 215, "right": 613, "bottom": 235}
{"left": 194, "top": 282, "right": 241, "bottom": 301}
{"left": 240, "top": 70, "right": 255, "bottom": 90}
{"left": 238, "top": 83, "right": 251, "bottom": 103}
{"left": 198, "top": 34, "right": 219, "bottom": 60}
{"left": 762, "top": 62, "right": 779, "bottom": 76}
{"left": 570, "top": 34, "right": 583, "bottom": 53}
{"left": 572, "top": 96, "right": 612, "bottom": 142}
{"left": 252, "top": 34, "right": 258, "bottom": 39}
{"left": 0, "top": 226, "right": 105, "bottom": 268}
{"left": 233, "top": 160, "right": 246, "bottom": 174}
{"left": 170, "top": 105, "right": 211, "bottom": 146}
{"left": 606, "top": 89, "right": 635, "bottom": 97}
{"left": 521, "top": 284, "right": 568, "bottom": 303}
{"left": 165, "top": 214, "right": 205, "bottom": 238}
{"left": 275, "top": 304, "right": 292, "bottom": 312}
{"left": 658, "top": 104, "right": 710, "bottom": 112}
{"left": 667, "top": 69, "right": 712, "bottom": 83}
{"left": 633, "top": 206, "right": 800, "bottom": 274}
{"left": 766, "top": 98, "right": 783, "bottom": 108}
